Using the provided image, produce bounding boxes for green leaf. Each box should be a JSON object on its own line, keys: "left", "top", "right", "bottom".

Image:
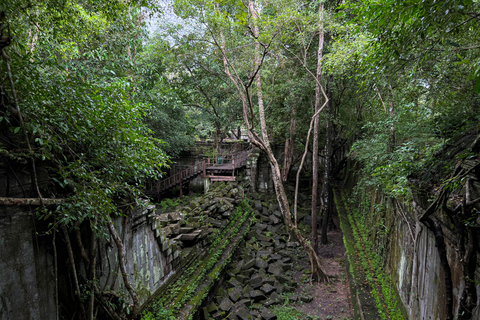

{"left": 474, "top": 79, "right": 480, "bottom": 94}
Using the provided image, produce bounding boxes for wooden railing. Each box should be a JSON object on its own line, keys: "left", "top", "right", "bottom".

{"left": 145, "top": 161, "right": 205, "bottom": 195}
{"left": 145, "top": 149, "right": 251, "bottom": 197}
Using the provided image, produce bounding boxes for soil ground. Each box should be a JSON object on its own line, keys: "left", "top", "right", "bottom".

{"left": 288, "top": 225, "right": 354, "bottom": 320}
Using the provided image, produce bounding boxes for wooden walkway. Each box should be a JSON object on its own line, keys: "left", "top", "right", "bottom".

{"left": 145, "top": 150, "right": 250, "bottom": 198}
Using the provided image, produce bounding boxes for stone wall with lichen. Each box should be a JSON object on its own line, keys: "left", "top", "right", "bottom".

{"left": 347, "top": 186, "right": 480, "bottom": 320}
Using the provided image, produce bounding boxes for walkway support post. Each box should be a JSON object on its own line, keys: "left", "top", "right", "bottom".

{"left": 179, "top": 170, "right": 183, "bottom": 198}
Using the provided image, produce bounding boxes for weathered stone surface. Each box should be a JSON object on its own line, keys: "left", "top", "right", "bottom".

{"left": 260, "top": 307, "right": 277, "bottom": 320}
{"left": 254, "top": 258, "right": 269, "bottom": 269}
{"left": 249, "top": 290, "right": 267, "bottom": 302}
{"left": 283, "top": 284, "right": 296, "bottom": 293}
{"left": 236, "top": 298, "right": 252, "bottom": 308}
{"left": 288, "top": 294, "right": 298, "bottom": 302}
{"left": 212, "top": 310, "right": 226, "bottom": 320}
{"left": 260, "top": 283, "right": 275, "bottom": 295}
{"left": 267, "top": 264, "right": 283, "bottom": 276}
{"left": 270, "top": 291, "right": 285, "bottom": 304}
{"left": 249, "top": 274, "right": 263, "bottom": 288}
{"left": 269, "top": 215, "right": 280, "bottom": 225}
{"left": 260, "top": 215, "right": 270, "bottom": 223}
{"left": 243, "top": 259, "right": 255, "bottom": 269}
{"left": 286, "top": 241, "right": 299, "bottom": 248}
{"left": 233, "top": 306, "right": 254, "bottom": 320}
{"left": 227, "top": 278, "right": 243, "bottom": 288}
{"left": 300, "top": 295, "right": 313, "bottom": 303}
{"left": 235, "top": 274, "right": 249, "bottom": 284}
{"left": 271, "top": 253, "right": 282, "bottom": 260}
{"left": 219, "top": 298, "right": 233, "bottom": 312}
{"left": 260, "top": 241, "right": 273, "bottom": 247}
{"left": 254, "top": 223, "right": 268, "bottom": 231}
{"left": 228, "top": 287, "right": 243, "bottom": 302}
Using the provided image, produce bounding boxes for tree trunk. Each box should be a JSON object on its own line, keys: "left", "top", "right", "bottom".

{"left": 321, "top": 76, "right": 334, "bottom": 245}
{"left": 312, "top": 2, "right": 325, "bottom": 251}
{"left": 281, "top": 113, "right": 296, "bottom": 183}
{"left": 388, "top": 84, "right": 395, "bottom": 153}
{"left": 0, "top": 197, "right": 64, "bottom": 206}
{"left": 107, "top": 218, "right": 139, "bottom": 317}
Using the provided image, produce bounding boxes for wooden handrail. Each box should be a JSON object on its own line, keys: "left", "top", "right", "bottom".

{"left": 146, "top": 149, "right": 251, "bottom": 196}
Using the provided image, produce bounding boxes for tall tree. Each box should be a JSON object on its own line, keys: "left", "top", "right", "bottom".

{"left": 311, "top": 1, "right": 325, "bottom": 252}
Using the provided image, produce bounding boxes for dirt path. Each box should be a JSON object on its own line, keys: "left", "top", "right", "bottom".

{"left": 288, "top": 227, "right": 354, "bottom": 319}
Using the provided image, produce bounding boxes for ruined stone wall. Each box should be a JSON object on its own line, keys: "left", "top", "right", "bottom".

{"left": 355, "top": 190, "right": 480, "bottom": 320}
{"left": 0, "top": 162, "right": 57, "bottom": 319}
{"left": 0, "top": 206, "right": 56, "bottom": 320}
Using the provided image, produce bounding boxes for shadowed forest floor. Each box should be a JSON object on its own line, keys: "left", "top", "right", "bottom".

{"left": 285, "top": 226, "right": 354, "bottom": 320}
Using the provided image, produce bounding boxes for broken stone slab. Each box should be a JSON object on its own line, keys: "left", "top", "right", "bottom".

{"left": 249, "top": 290, "right": 267, "bottom": 303}
{"left": 259, "top": 283, "right": 275, "bottom": 295}
{"left": 249, "top": 274, "right": 263, "bottom": 289}
{"left": 260, "top": 307, "right": 277, "bottom": 320}
{"left": 266, "top": 225, "right": 278, "bottom": 233}
{"left": 289, "top": 294, "right": 299, "bottom": 302}
{"left": 243, "top": 259, "right": 255, "bottom": 270}
{"left": 209, "top": 220, "right": 223, "bottom": 228}
{"left": 275, "top": 274, "right": 293, "bottom": 285}
{"left": 180, "top": 227, "right": 194, "bottom": 233}
{"left": 228, "top": 287, "right": 243, "bottom": 302}
{"left": 254, "top": 223, "right": 268, "bottom": 231}
{"left": 272, "top": 210, "right": 282, "bottom": 218}
{"left": 262, "top": 207, "right": 269, "bottom": 216}
{"left": 156, "top": 214, "right": 170, "bottom": 227}
{"left": 283, "top": 284, "right": 296, "bottom": 293}
{"left": 242, "top": 284, "right": 254, "bottom": 298}
{"left": 219, "top": 298, "right": 233, "bottom": 312}
{"left": 235, "top": 298, "right": 252, "bottom": 308}
{"left": 262, "top": 277, "right": 275, "bottom": 286}
{"left": 269, "top": 215, "right": 281, "bottom": 225}
{"left": 286, "top": 241, "right": 299, "bottom": 248}
{"left": 232, "top": 306, "right": 254, "bottom": 320}
{"left": 260, "top": 215, "right": 270, "bottom": 223}
{"left": 270, "top": 254, "right": 282, "bottom": 260}
{"left": 203, "top": 304, "right": 217, "bottom": 316}
{"left": 255, "top": 233, "right": 271, "bottom": 242}
{"left": 263, "top": 298, "right": 280, "bottom": 307}
{"left": 281, "top": 256, "right": 292, "bottom": 263}
{"left": 267, "top": 264, "right": 283, "bottom": 276}
{"left": 235, "top": 274, "right": 250, "bottom": 284}
{"left": 212, "top": 310, "right": 226, "bottom": 320}
{"left": 168, "top": 211, "right": 184, "bottom": 222}
{"left": 270, "top": 291, "right": 285, "bottom": 304}
{"left": 254, "top": 258, "right": 269, "bottom": 270}
{"left": 300, "top": 295, "right": 313, "bottom": 303}
{"left": 257, "top": 250, "right": 271, "bottom": 259}
{"left": 177, "top": 231, "right": 201, "bottom": 241}
{"left": 260, "top": 241, "right": 273, "bottom": 247}
{"left": 227, "top": 278, "right": 243, "bottom": 288}
{"left": 241, "top": 268, "right": 255, "bottom": 278}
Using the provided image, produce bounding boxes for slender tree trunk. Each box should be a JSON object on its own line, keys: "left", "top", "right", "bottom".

{"left": 281, "top": 112, "right": 296, "bottom": 183}
{"left": 388, "top": 84, "right": 395, "bottom": 153}
{"left": 107, "top": 218, "right": 139, "bottom": 317}
{"left": 312, "top": 1, "right": 325, "bottom": 253}
{"left": 61, "top": 224, "right": 87, "bottom": 319}
{"left": 321, "top": 76, "right": 334, "bottom": 245}
{"left": 87, "top": 218, "right": 98, "bottom": 320}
